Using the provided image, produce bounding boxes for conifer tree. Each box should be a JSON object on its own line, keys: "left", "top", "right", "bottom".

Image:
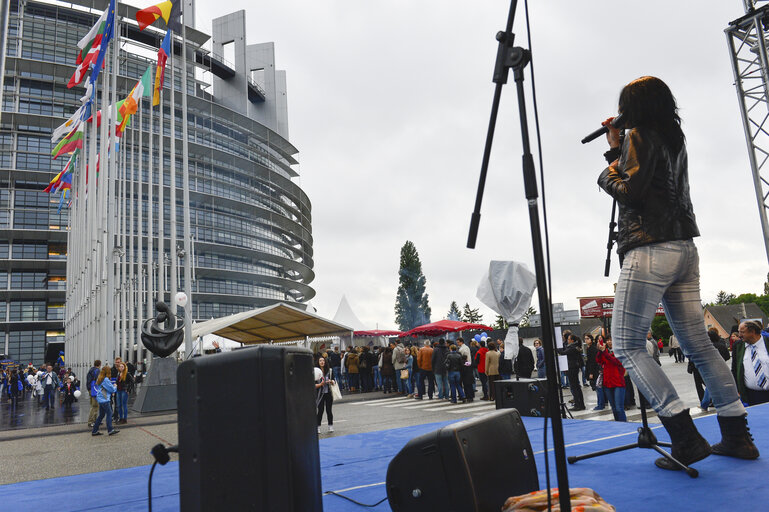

{"left": 394, "top": 241, "right": 431, "bottom": 331}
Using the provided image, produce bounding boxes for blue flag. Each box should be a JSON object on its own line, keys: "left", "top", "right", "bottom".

{"left": 90, "top": 0, "right": 116, "bottom": 85}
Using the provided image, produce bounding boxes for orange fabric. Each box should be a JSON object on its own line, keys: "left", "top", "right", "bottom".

{"left": 502, "top": 488, "right": 615, "bottom": 512}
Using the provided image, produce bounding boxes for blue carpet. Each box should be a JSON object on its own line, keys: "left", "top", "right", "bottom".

{"left": 3, "top": 405, "right": 769, "bottom": 511}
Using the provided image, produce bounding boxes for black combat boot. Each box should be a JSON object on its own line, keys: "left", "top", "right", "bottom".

{"left": 655, "top": 409, "right": 711, "bottom": 470}
{"left": 711, "top": 414, "right": 760, "bottom": 460}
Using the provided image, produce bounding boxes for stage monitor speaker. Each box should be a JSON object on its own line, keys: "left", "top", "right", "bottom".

{"left": 495, "top": 378, "right": 548, "bottom": 417}
{"left": 177, "top": 345, "right": 323, "bottom": 512}
{"left": 386, "top": 409, "right": 538, "bottom": 512}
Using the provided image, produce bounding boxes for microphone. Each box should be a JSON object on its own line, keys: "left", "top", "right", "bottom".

{"left": 580, "top": 113, "right": 624, "bottom": 144}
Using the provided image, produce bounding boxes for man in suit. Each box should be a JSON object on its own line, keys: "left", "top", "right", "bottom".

{"left": 732, "top": 320, "right": 769, "bottom": 406}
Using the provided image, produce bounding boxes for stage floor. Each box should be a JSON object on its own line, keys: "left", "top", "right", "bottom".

{"left": 2, "top": 404, "right": 767, "bottom": 511}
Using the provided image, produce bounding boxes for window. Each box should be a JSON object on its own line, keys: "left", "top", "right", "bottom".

{"left": 9, "top": 301, "right": 46, "bottom": 321}
{"left": 8, "top": 330, "right": 46, "bottom": 366}
{"left": 10, "top": 272, "right": 47, "bottom": 290}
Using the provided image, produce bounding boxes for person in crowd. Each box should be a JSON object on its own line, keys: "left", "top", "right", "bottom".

{"left": 669, "top": 333, "right": 684, "bottom": 363}
{"left": 392, "top": 342, "right": 408, "bottom": 395}
{"left": 345, "top": 347, "right": 360, "bottom": 392}
{"left": 498, "top": 340, "right": 513, "bottom": 380}
{"left": 485, "top": 341, "right": 501, "bottom": 401}
{"left": 457, "top": 338, "right": 475, "bottom": 402}
{"left": 372, "top": 346, "right": 382, "bottom": 391}
{"left": 470, "top": 340, "right": 480, "bottom": 392}
{"left": 432, "top": 339, "right": 449, "bottom": 400}
{"left": 646, "top": 331, "right": 661, "bottom": 366}
{"left": 415, "top": 340, "right": 434, "bottom": 400}
{"left": 407, "top": 346, "right": 418, "bottom": 397}
{"left": 7, "top": 369, "right": 20, "bottom": 409}
{"left": 381, "top": 344, "right": 395, "bottom": 393}
{"left": 560, "top": 330, "right": 572, "bottom": 388}
{"left": 597, "top": 76, "right": 757, "bottom": 470}
{"left": 534, "top": 338, "right": 546, "bottom": 378}
{"left": 328, "top": 346, "right": 342, "bottom": 389}
{"left": 0, "top": 368, "right": 6, "bottom": 399}
{"left": 358, "top": 346, "right": 374, "bottom": 393}
{"left": 700, "top": 328, "right": 730, "bottom": 410}
{"left": 558, "top": 334, "right": 586, "bottom": 411}
{"left": 475, "top": 340, "right": 489, "bottom": 400}
{"left": 444, "top": 344, "right": 466, "bottom": 404}
{"left": 731, "top": 320, "right": 769, "bottom": 407}
{"left": 92, "top": 365, "right": 119, "bottom": 436}
{"left": 115, "top": 361, "right": 133, "bottom": 424}
{"left": 315, "top": 356, "right": 335, "bottom": 434}
{"left": 728, "top": 327, "right": 740, "bottom": 352}
{"left": 340, "top": 346, "right": 351, "bottom": 391}
{"left": 86, "top": 360, "right": 101, "bottom": 428}
{"left": 62, "top": 376, "right": 78, "bottom": 407}
{"left": 41, "top": 364, "right": 59, "bottom": 410}
{"left": 584, "top": 334, "right": 599, "bottom": 392}
{"left": 596, "top": 337, "right": 626, "bottom": 421}
{"left": 514, "top": 338, "right": 534, "bottom": 379}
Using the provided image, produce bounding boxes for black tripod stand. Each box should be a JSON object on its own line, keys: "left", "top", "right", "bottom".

{"left": 467, "top": 0, "right": 570, "bottom": 508}
{"left": 567, "top": 394, "right": 699, "bottom": 477}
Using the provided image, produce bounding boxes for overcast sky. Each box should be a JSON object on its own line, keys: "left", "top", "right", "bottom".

{"left": 193, "top": 1, "right": 768, "bottom": 330}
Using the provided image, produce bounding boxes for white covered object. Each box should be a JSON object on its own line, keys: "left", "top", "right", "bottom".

{"left": 476, "top": 261, "right": 537, "bottom": 360}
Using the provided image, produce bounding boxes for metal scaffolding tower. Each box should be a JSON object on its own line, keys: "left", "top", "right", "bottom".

{"left": 726, "top": 0, "right": 769, "bottom": 261}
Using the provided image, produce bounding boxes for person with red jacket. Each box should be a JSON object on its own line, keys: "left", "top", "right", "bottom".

{"left": 475, "top": 341, "right": 490, "bottom": 400}
{"left": 596, "top": 337, "right": 627, "bottom": 422}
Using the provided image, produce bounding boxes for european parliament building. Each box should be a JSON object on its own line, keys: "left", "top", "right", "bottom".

{"left": 0, "top": 0, "right": 315, "bottom": 366}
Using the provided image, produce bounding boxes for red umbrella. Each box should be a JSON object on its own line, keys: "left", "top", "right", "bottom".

{"left": 354, "top": 330, "right": 404, "bottom": 337}
{"left": 399, "top": 319, "right": 494, "bottom": 338}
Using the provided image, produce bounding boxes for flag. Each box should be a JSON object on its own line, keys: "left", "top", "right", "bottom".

{"left": 44, "top": 150, "right": 78, "bottom": 193}
{"left": 152, "top": 30, "right": 171, "bottom": 106}
{"left": 138, "top": 66, "right": 153, "bottom": 98}
{"left": 67, "top": 0, "right": 115, "bottom": 88}
{"left": 89, "top": 0, "right": 116, "bottom": 86}
{"left": 51, "top": 125, "right": 84, "bottom": 160}
{"left": 51, "top": 103, "right": 88, "bottom": 143}
{"left": 136, "top": 0, "right": 181, "bottom": 32}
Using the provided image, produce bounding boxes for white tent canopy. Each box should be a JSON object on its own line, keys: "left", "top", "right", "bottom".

{"left": 191, "top": 302, "right": 353, "bottom": 344}
{"left": 332, "top": 295, "right": 366, "bottom": 331}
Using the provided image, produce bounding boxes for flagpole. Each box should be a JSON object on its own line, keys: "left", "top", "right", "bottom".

{"left": 181, "top": 0, "right": 194, "bottom": 355}
{"left": 119, "top": 124, "right": 127, "bottom": 361}
{"left": 157, "top": 61, "right": 165, "bottom": 308}
{"left": 106, "top": 3, "right": 119, "bottom": 361}
{"left": 169, "top": 35, "right": 178, "bottom": 319}
{"left": 136, "top": 106, "right": 145, "bottom": 369}
{"left": 128, "top": 122, "right": 136, "bottom": 366}
{"left": 147, "top": 71, "right": 155, "bottom": 343}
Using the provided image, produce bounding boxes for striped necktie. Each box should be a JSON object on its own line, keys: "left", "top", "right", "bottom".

{"left": 750, "top": 344, "right": 769, "bottom": 390}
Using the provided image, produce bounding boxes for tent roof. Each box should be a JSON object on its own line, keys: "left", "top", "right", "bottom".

{"left": 332, "top": 295, "right": 366, "bottom": 331}
{"left": 191, "top": 303, "right": 353, "bottom": 344}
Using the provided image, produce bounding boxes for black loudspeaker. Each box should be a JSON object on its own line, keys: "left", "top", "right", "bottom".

{"left": 177, "top": 345, "right": 323, "bottom": 512}
{"left": 386, "top": 409, "right": 538, "bottom": 512}
{"left": 494, "top": 378, "right": 548, "bottom": 417}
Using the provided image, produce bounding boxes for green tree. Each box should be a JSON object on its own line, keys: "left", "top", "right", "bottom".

{"left": 729, "top": 293, "right": 769, "bottom": 318}
{"left": 394, "top": 241, "right": 432, "bottom": 331}
{"left": 493, "top": 314, "right": 508, "bottom": 330}
{"left": 764, "top": 272, "right": 769, "bottom": 296}
{"left": 715, "top": 290, "right": 735, "bottom": 305}
{"left": 651, "top": 315, "right": 672, "bottom": 344}
{"left": 462, "top": 303, "right": 483, "bottom": 324}
{"left": 447, "top": 301, "right": 462, "bottom": 321}
{"left": 519, "top": 306, "right": 537, "bottom": 328}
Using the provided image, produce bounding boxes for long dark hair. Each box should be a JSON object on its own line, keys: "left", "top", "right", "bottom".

{"left": 619, "top": 76, "right": 685, "bottom": 153}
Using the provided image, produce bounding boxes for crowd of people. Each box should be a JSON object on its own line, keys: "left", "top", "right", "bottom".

{"left": 0, "top": 356, "right": 137, "bottom": 437}
{"left": 316, "top": 335, "right": 537, "bottom": 408}
{"left": 1, "top": 363, "right": 81, "bottom": 410}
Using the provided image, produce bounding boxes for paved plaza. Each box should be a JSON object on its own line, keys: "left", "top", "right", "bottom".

{"left": 0, "top": 353, "right": 709, "bottom": 486}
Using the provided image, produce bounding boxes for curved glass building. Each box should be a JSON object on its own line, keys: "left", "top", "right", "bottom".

{"left": 0, "top": 0, "right": 315, "bottom": 369}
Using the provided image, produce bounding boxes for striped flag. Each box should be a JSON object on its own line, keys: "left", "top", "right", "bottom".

{"left": 51, "top": 103, "right": 88, "bottom": 143}
{"left": 152, "top": 30, "right": 171, "bottom": 106}
{"left": 44, "top": 150, "right": 78, "bottom": 193}
{"left": 89, "top": 0, "right": 116, "bottom": 86}
{"left": 67, "top": 0, "right": 115, "bottom": 88}
{"left": 51, "top": 125, "right": 84, "bottom": 160}
{"left": 136, "top": 0, "right": 181, "bottom": 32}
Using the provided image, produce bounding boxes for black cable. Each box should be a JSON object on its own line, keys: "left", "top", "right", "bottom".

{"left": 524, "top": 0, "right": 556, "bottom": 508}
{"left": 324, "top": 490, "right": 388, "bottom": 508}
{"left": 148, "top": 460, "right": 158, "bottom": 512}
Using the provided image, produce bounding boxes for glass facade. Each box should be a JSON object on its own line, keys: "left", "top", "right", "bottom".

{"left": 0, "top": 0, "right": 315, "bottom": 365}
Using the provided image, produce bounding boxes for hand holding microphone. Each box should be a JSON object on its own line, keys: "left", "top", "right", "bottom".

{"left": 581, "top": 113, "right": 624, "bottom": 144}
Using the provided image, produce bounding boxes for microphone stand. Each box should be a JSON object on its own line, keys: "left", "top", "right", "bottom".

{"left": 467, "top": 0, "right": 570, "bottom": 508}
{"left": 604, "top": 200, "right": 618, "bottom": 277}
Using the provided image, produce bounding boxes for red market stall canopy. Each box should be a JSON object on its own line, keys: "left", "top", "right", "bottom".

{"left": 399, "top": 320, "right": 495, "bottom": 338}
{"left": 354, "top": 330, "right": 404, "bottom": 337}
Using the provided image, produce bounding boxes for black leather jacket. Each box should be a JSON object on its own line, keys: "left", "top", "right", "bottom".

{"left": 598, "top": 127, "right": 699, "bottom": 257}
